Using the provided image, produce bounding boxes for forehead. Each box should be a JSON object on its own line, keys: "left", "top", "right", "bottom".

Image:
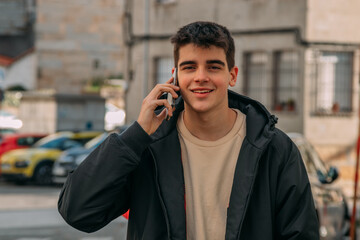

{"left": 178, "top": 44, "right": 227, "bottom": 63}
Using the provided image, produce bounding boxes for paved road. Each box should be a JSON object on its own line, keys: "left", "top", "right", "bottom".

{"left": 0, "top": 181, "right": 128, "bottom": 240}
{"left": 1, "top": 180, "right": 359, "bottom": 240}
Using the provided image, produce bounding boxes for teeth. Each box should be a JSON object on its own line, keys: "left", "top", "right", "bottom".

{"left": 193, "top": 90, "right": 211, "bottom": 93}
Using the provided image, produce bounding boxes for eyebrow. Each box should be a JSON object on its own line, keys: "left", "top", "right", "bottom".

{"left": 179, "top": 61, "right": 196, "bottom": 67}
{"left": 179, "top": 60, "right": 225, "bottom": 67}
{"left": 207, "top": 60, "right": 225, "bottom": 66}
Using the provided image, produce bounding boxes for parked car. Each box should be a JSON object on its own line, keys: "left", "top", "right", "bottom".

{"left": 52, "top": 132, "right": 109, "bottom": 184}
{"left": 52, "top": 125, "right": 129, "bottom": 184}
{"left": 0, "top": 133, "right": 47, "bottom": 158}
{"left": 288, "top": 133, "right": 350, "bottom": 240}
{"left": 0, "top": 128, "right": 16, "bottom": 139}
{"left": 0, "top": 131, "right": 101, "bottom": 185}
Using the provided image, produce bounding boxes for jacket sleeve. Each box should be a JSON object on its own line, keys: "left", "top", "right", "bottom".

{"left": 58, "top": 122, "right": 153, "bottom": 233}
{"left": 275, "top": 140, "right": 320, "bottom": 240}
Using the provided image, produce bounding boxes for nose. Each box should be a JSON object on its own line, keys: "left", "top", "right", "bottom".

{"left": 194, "top": 67, "right": 209, "bottom": 83}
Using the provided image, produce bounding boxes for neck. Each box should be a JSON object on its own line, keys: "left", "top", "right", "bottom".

{"left": 183, "top": 107, "right": 237, "bottom": 141}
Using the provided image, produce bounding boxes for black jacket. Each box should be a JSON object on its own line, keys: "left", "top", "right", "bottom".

{"left": 58, "top": 90, "right": 319, "bottom": 240}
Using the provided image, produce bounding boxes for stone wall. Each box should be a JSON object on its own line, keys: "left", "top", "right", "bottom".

{"left": 36, "top": 0, "right": 125, "bottom": 93}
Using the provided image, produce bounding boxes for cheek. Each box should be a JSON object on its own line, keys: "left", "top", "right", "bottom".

{"left": 214, "top": 79, "right": 230, "bottom": 90}
{"left": 177, "top": 77, "right": 189, "bottom": 89}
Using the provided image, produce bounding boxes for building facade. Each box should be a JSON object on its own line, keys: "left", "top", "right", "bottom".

{"left": 124, "top": 0, "right": 360, "bottom": 158}
{"left": 0, "top": 0, "right": 37, "bottom": 91}
{"left": 19, "top": 91, "right": 105, "bottom": 133}
{"left": 36, "top": 0, "right": 126, "bottom": 93}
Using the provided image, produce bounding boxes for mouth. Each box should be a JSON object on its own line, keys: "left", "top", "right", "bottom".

{"left": 191, "top": 89, "right": 214, "bottom": 94}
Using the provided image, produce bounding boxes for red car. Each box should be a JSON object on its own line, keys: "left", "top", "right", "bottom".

{"left": 0, "top": 133, "right": 47, "bottom": 157}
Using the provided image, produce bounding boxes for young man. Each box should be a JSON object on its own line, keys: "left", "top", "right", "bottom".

{"left": 58, "top": 21, "right": 319, "bottom": 239}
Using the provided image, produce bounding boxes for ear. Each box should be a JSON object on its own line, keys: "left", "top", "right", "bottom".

{"left": 229, "top": 66, "right": 238, "bottom": 87}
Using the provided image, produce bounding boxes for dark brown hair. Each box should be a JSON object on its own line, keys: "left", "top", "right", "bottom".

{"left": 170, "top": 21, "right": 235, "bottom": 71}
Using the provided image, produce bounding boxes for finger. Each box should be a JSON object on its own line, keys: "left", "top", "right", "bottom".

{"left": 152, "top": 86, "right": 179, "bottom": 99}
{"left": 159, "top": 83, "right": 180, "bottom": 92}
{"left": 167, "top": 106, "right": 176, "bottom": 120}
{"left": 158, "top": 79, "right": 180, "bottom": 91}
{"left": 165, "top": 77, "right": 174, "bottom": 84}
{"left": 155, "top": 99, "right": 172, "bottom": 110}
{"left": 157, "top": 108, "right": 167, "bottom": 122}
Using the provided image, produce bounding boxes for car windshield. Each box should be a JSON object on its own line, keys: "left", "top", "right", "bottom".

{"left": 84, "top": 133, "right": 107, "bottom": 149}
{"left": 33, "top": 133, "right": 71, "bottom": 148}
{"left": 304, "top": 142, "right": 329, "bottom": 174}
{"left": 34, "top": 136, "right": 67, "bottom": 149}
{"left": 293, "top": 138, "right": 329, "bottom": 177}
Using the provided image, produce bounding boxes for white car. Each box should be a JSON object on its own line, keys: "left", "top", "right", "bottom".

{"left": 288, "top": 133, "right": 350, "bottom": 240}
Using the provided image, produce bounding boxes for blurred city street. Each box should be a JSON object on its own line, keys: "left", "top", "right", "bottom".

{"left": 1, "top": 0, "right": 360, "bottom": 239}
{"left": 0, "top": 180, "right": 128, "bottom": 240}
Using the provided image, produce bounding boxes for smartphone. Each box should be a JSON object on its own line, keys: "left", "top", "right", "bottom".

{"left": 166, "top": 68, "right": 177, "bottom": 120}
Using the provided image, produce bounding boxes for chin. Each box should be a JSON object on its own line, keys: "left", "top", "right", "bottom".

{"left": 187, "top": 104, "right": 211, "bottom": 113}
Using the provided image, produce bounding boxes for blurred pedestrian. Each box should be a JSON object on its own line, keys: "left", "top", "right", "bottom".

{"left": 58, "top": 21, "right": 319, "bottom": 240}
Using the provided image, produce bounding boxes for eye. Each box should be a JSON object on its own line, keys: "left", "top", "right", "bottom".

{"left": 209, "top": 65, "right": 221, "bottom": 70}
{"left": 182, "top": 66, "right": 195, "bottom": 70}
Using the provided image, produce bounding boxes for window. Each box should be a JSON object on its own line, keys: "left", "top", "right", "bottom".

{"left": 311, "top": 51, "right": 353, "bottom": 114}
{"left": 93, "top": 59, "right": 100, "bottom": 69}
{"left": 156, "top": 0, "right": 176, "bottom": 3}
{"left": 243, "top": 52, "right": 270, "bottom": 108}
{"left": 37, "top": 137, "right": 67, "bottom": 149}
{"left": 243, "top": 51, "right": 300, "bottom": 113}
{"left": 61, "top": 139, "right": 82, "bottom": 151}
{"left": 273, "top": 51, "right": 299, "bottom": 112}
{"left": 155, "top": 57, "right": 174, "bottom": 84}
{"left": 17, "top": 136, "right": 43, "bottom": 146}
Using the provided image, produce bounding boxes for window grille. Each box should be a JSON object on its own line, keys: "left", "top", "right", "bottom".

{"left": 155, "top": 57, "right": 174, "bottom": 84}
{"left": 273, "top": 51, "right": 299, "bottom": 112}
{"left": 243, "top": 52, "right": 271, "bottom": 108}
{"left": 310, "top": 51, "right": 353, "bottom": 114}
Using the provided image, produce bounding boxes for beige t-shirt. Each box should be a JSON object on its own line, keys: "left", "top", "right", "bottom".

{"left": 177, "top": 109, "right": 246, "bottom": 240}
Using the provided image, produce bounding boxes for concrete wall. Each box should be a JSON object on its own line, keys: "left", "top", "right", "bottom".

{"left": 36, "top": 0, "right": 125, "bottom": 93}
{"left": 19, "top": 96, "right": 57, "bottom": 134}
{"left": 56, "top": 96, "right": 105, "bottom": 132}
{"left": 131, "top": 0, "right": 307, "bottom": 35}
{"left": 306, "top": 0, "right": 360, "bottom": 43}
{"left": 19, "top": 92, "right": 105, "bottom": 133}
{"left": 0, "top": 53, "right": 37, "bottom": 90}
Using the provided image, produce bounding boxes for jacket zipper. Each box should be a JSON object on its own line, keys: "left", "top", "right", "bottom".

{"left": 149, "top": 149, "right": 172, "bottom": 240}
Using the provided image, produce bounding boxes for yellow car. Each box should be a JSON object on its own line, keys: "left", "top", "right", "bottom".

{"left": 0, "top": 131, "right": 101, "bottom": 185}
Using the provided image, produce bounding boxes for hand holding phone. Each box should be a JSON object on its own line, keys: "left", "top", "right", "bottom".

{"left": 137, "top": 69, "right": 179, "bottom": 135}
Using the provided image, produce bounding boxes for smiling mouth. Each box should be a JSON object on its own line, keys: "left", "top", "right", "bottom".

{"left": 191, "top": 90, "right": 213, "bottom": 93}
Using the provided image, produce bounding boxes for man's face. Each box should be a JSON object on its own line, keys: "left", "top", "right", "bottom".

{"left": 176, "top": 43, "right": 238, "bottom": 114}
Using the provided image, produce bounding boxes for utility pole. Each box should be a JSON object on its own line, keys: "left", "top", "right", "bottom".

{"left": 143, "top": 0, "right": 150, "bottom": 99}
{"left": 350, "top": 80, "right": 360, "bottom": 240}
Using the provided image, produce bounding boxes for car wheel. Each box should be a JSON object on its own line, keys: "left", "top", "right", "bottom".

{"left": 34, "top": 162, "right": 53, "bottom": 185}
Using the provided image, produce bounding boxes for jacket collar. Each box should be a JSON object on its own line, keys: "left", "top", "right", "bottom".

{"left": 151, "top": 90, "right": 277, "bottom": 149}
{"left": 149, "top": 90, "right": 277, "bottom": 239}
